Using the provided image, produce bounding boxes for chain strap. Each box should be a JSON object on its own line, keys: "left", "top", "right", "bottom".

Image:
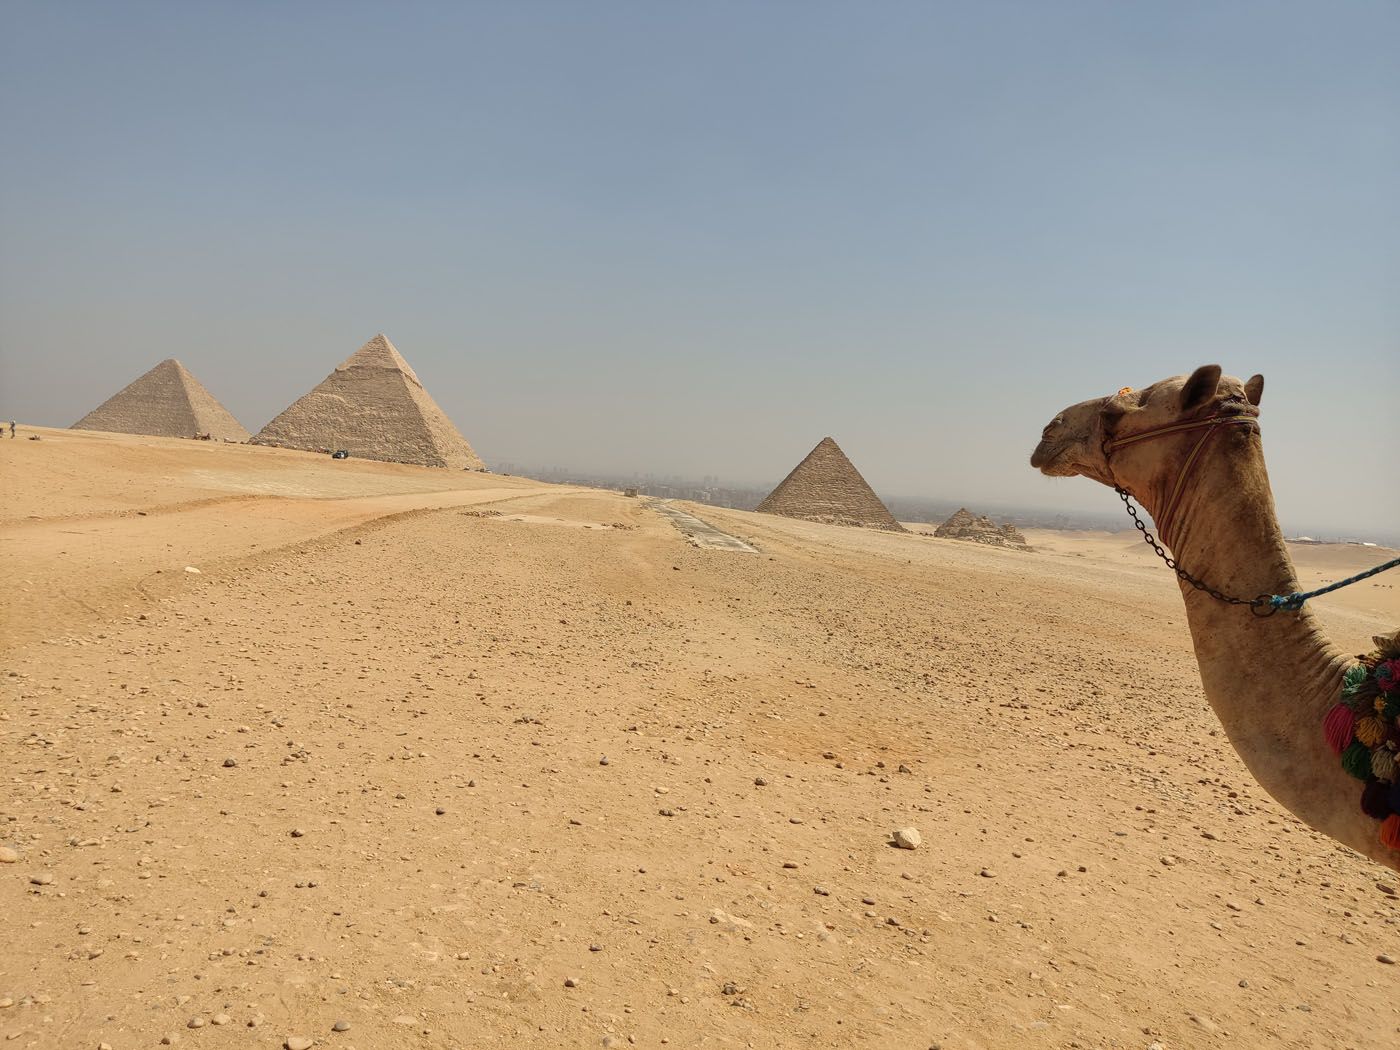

{"left": 1115, "top": 487, "right": 1278, "bottom": 616}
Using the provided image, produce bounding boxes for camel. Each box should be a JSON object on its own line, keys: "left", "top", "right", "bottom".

{"left": 1031, "top": 365, "right": 1399, "bottom": 870}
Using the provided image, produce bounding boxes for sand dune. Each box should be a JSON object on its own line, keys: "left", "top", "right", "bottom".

{"left": 2, "top": 430, "right": 1398, "bottom": 1049}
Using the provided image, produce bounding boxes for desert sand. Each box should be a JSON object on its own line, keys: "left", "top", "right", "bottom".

{"left": 2, "top": 427, "right": 1398, "bottom": 1049}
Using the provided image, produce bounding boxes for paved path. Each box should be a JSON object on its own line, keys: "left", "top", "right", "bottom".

{"left": 649, "top": 499, "right": 758, "bottom": 553}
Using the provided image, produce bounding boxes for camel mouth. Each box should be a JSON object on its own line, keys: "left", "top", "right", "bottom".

{"left": 1030, "top": 443, "right": 1068, "bottom": 477}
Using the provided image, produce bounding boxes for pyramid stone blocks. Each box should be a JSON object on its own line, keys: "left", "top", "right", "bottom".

{"left": 758, "top": 437, "right": 904, "bottom": 531}
{"left": 251, "top": 334, "right": 483, "bottom": 470}
{"left": 72, "top": 359, "right": 250, "bottom": 442}
{"left": 934, "top": 508, "right": 1030, "bottom": 549}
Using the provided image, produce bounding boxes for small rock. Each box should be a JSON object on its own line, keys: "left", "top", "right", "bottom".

{"left": 211, "top": 1014, "right": 231, "bottom": 1026}
{"left": 897, "top": 764, "right": 912, "bottom": 774}
{"left": 892, "top": 827, "right": 921, "bottom": 850}
{"left": 0, "top": 846, "right": 18, "bottom": 863}
{"left": 184, "top": 566, "right": 202, "bottom": 574}
{"left": 979, "top": 868, "right": 996, "bottom": 878}
{"left": 332, "top": 1020, "right": 350, "bottom": 1032}
{"left": 222, "top": 758, "right": 237, "bottom": 768}
{"left": 599, "top": 756, "right": 609, "bottom": 766}
{"left": 187, "top": 1017, "right": 205, "bottom": 1029}
{"left": 564, "top": 977, "right": 579, "bottom": 988}
{"left": 753, "top": 777, "right": 767, "bottom": 786}
{"left": 30, "top": 873, "right": 53, "bottom": 885}
{"left": 1378, "top": 954, "right": 1396, "bottom": 965}
{"left": 435, "top": 807, "right": 446, "bottom": 816}
{"left": 289, "top": 829, "right": 305, "bottom": 838}
{"left": 285, "top": 1038, "right": 314, "bottom": 1050}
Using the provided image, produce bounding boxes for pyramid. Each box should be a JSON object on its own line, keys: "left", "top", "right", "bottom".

{"left": 72, "top": 359, "right": 250, "bottom": 442}
{"left": 934, "top": 508, "right": 1030, "bottom": 549}
{"left": 757, "top": 437, "right": 904, "bottom": 531}
{"left": 251, "top": 334, "right": 484, "bottom": 469}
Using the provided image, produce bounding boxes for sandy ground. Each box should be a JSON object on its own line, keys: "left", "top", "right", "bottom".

{"left": 2, "top": 428, "right": 1398, "bottom": 1050}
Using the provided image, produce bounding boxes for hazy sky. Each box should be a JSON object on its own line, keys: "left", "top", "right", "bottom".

{"left": 2, "top": 2, "right": 1396, "bottom": 538}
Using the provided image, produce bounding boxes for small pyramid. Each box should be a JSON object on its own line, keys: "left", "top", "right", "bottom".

{"left": 251, "top": 334, "right": 483, "bottom": 469}
{"left": 72, "top": 359, "right": 250, "bottom": 442}
{"left": 757, "top": 437, "right": 904, "bottom": 531}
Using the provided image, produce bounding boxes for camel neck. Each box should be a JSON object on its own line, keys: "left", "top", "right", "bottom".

{"left": 1132, "top": 427, "right": 1381, "bottom": 856}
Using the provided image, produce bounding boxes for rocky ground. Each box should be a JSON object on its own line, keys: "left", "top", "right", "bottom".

{"left": 2, "top": 429, "right": 1398, "bottom": 1050}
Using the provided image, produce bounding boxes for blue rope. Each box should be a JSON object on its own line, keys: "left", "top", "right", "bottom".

{"left": 1270, "top": 555, "right": 1400, "bottom": 611}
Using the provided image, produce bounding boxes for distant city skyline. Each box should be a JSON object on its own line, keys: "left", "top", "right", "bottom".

{"left": 2, "top": 2, "right": 1396, "bottom": 538}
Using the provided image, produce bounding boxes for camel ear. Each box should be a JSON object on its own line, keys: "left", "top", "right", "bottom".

{"left": 1181, "top": 364, "right": 1222, "bottom": 411}
{"left": 1244, "top": 374, "right": 1264, "bottom": 406}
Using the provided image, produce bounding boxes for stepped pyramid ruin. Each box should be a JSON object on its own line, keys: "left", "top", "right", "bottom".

{"left": 72, "top": 359, "right": 250, "bottom": 442}
{"left": 757, "top": 437, "right": 904, "bottom": 531}
{"left": 934, "top": 508, "right": 1030, "bottom": 550}
{"left": 252, "top": 334, "right": 484, "bottom": 469}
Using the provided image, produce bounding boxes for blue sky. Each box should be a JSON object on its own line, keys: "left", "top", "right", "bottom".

{"left": 2, "top": 1, "right": 1396, "bottom": 538}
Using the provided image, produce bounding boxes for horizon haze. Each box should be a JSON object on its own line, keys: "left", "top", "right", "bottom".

{"left": 2, "top": 2, "right": 1396, "bottom": 540}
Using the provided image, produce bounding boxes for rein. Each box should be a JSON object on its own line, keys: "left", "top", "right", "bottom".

{"left": 1103, "top": 401, "right": 1400, "bottom": 614}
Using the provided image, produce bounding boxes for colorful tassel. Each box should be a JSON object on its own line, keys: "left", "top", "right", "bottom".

{"left": 1372, "top": 748, "right": 1398, "bottom": 783}
{"left": 1361, "top": 780, "right": 1393, "bottom": 819}
{"left": 1330, "top": 644, "right": 1400, "bottom": 852}
{"left": 1356, "top": 715, "right": 1388, "bottom": 748}
{"left": 1382, "top": 815, "right": 1400, "bottom": 851}
{"left": 1323, "top": 704, "right": 1355, "bottom": 754}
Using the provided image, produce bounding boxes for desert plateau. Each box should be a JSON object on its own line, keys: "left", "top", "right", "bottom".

{"left": 2, "top": 427, "right": 1397, "bottom": 1050}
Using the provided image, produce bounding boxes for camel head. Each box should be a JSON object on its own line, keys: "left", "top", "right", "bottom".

{"left": 1030, "top": 365, "right": 1265, "bottom": 492}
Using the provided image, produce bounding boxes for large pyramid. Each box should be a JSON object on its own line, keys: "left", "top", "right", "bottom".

{"left": 72, "top": 359, "right": 250, "bottom": 442}
{"left": 251, "top": 334, "right": 484, "bottom": 470}
{"left": 757, "top": 437, "right": 904, "bottom": 531}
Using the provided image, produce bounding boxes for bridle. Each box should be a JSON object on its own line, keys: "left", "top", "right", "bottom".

{"left": 1099, "top": 397, "right": 1275, "bottom": 614}
{"left": 1101, "top": 402, "right": 1259, "bottom": 548}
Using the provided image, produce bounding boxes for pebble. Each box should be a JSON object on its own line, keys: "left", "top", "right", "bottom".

{"left": 599, "top": 756, "right": 609, "bottom": 766}
{"left": 1379, "top": 954, "right": 1396, "bottom": 965}
{"left": 187, "top": 1017, "right": 205, "bottom": 1028}
{"left": 753, "top": 777, "right": 767, "bottom": 786}
{"left": 979, "top": 868, "right": 996, "bottom": 878}
{"left": 892, "top": 827, "right": 921, "bottom": 850}
{"left": 0, "top": 846, "right": 18, "bottom": 863}
{"left": 332, "top": 1020, "right": 351, "bottom": 1032}
{"left": 435, "top": 807, "right": 446, "bottom": 815}
{"left": 29, "top": 873, "right": 53, "bottom": 885}
{"left": 211, "top": 1014, "right": 231, "bottom": 1026}
{"left": 285, "top": 1038, "right": 314, "bottom": 1050}
{"left": 290, "top": 829, "right": 305, "bottom": 838}
{"left": 565, "top": 977, "right": 580, "bottom": 988}
{"left": 222, "top": 758, "right": 237, "bottom": 768}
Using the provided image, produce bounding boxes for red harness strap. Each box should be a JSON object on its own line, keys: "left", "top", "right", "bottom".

{"left": 1103, "top": 411, "right": 1258, "bottom": 547}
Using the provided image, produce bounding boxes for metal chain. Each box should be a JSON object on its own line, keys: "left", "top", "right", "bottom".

{"left": 1115, "top": 487, "right": 1278, "bottom": 616}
